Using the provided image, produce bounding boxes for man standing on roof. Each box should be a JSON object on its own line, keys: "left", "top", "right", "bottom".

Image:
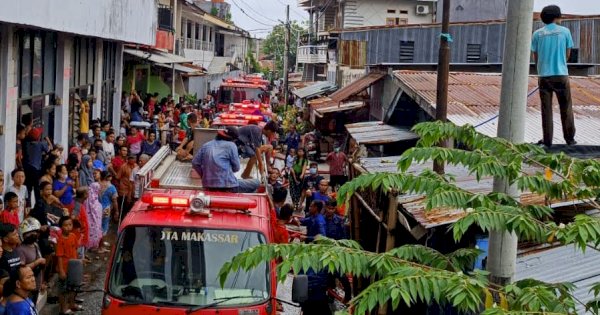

{"left": 192, "top": 127, "right": 260, "bottom": 193}
{"left": 236, "top": 121, "right": 278, "bottom": 179}
{"left": 532, "top": 5, "right": 576, "bottom": 147}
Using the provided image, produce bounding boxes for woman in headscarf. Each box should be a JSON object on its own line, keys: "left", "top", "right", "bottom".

{"left": 85, "top": 169, "right": 104, "bottom": 250}
{"left": 78, "top": 155, "right": 94, "bottom": 187}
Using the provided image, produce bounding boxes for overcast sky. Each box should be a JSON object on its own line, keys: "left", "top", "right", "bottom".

{"left": 230, "top": 0, "right": 600, "bottom": 38}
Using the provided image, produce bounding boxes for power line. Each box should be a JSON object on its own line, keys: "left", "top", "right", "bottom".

{"left": 230, "top": 0, "right": 277, "bottom": 27}
{"left": 275, "top": 0, "right": 307, "bottom": 20}
{"left": 235, "top": 0, "right": 280, "bottom": 23}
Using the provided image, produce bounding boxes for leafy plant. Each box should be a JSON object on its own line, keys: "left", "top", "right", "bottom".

{"left": 219, "top": 121, "right": 600, "bottom": 314}
{"left": 184, "top": 93, "right": 197, "bottom": 105}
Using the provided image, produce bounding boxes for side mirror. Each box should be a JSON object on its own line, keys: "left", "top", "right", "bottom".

{"left": 291, "top": 275, "right": 309, "bottom": 303}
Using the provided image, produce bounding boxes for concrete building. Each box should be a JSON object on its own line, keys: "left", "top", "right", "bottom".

{"left": 296, "top": 0, "right": 438, "bottom": 82}
{"left": 0, "top": 0, "right": 157, "bottom": 186}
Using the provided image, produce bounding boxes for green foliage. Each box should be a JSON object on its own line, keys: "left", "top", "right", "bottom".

{"left": 184, "top": 93, "right": 197, "bottom": 105}
{"left": 210, "top": 7, "right": 219, "bottom": 16}
{"left": 219, "top": 121, "right": 600, "bottom": 314}
{"left": 262, "top": 22, "right": 307, "bottom": 75}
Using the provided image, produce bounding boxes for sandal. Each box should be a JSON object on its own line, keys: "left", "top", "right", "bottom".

{"left": 71, "top": 304, "right": 85, "bottom": 311}
{"left": 59, "top": 310, "right": 74, "bottom": 315}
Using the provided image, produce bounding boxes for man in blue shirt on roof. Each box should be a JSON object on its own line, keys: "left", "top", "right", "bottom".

{"left": 192, "top": 127, "right": 259, "bottom": 193}
{"left": 531, "top": 5, "right": 576, "bottom": 147}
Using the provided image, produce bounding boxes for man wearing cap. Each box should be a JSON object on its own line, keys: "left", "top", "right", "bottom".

{"left": 22, "top": 128, "right": 53, "bottom": 198}
{"left": 192, "top": 127, "right": 260, "bottom": 193}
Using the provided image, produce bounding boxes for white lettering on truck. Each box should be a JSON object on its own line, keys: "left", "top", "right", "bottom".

{"left": 160, "top": 230, "right": 239, "bottom": 244}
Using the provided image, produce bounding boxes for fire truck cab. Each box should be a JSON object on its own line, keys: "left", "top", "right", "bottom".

{"left": 216, "top": 79, "right": 269, "bottom": 111}
{"left": 102, "top": 130, "right": 278, "bottom": 315}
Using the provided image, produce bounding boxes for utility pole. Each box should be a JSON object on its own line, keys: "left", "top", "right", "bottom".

{"left": 295, "top": 29, "right": 300, "bottom": 72}
{"left": 283, "top": 4, "right": 290, "bottom": 111}
{"left": 433, "top": 0, "right": 451, "bottom": 174}
{"left": 487, "top": 0, "right": 534, "bottom": 286}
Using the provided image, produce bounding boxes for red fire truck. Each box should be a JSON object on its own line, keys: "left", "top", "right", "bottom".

{"left": 102, "top": 134, "right": 280, "bottom": 314}
{"left": 216, "top": 79, "right": 269, "bottom": 111}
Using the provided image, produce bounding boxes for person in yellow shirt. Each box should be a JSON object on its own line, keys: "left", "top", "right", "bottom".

{"left": 79, "top": 99, "right": 90, "bottom": 135}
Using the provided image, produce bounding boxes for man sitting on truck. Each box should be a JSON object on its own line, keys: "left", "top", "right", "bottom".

{"left": 175, "top": 113, "right": 199, "bottom": 161}
{"left": 192, "top": 127, "right": 260, "bottom": 193}
{"left": 237, "top": 121, "right": 278, "bottom": 179}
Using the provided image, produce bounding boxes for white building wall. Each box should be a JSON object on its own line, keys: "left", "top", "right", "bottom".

{"left": 345, "top": 0, "right": 435, "bottom": 28}
{"left": 0, "top": 24, "right": 19, "bottom": 185}
{"left": 0, "top": 0, "right": 157, "bottom": 45}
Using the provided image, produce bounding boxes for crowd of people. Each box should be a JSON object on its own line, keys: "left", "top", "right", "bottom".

{"left": 0, "top": 81, "right": 353, "bottom": 314}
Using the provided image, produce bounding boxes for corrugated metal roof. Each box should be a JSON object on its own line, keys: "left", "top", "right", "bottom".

{"left": 345, "top": 121, "right": 419, "bottom": 145}
{"left": 329, "top": 72, "right": 386, "bottom": 102}
{"left": 124, "top": 48, "right": 193, "bottom": 64}
{"left": 291, "top": 81, "right": 337, "bottom": 99}
{"left": 315, "top": 101, "right": 365, "bottom": 115}
{"left": 356, "top": 156, "right": 579, "bottom": 229}
{"left": 516, "top": 244, "right": 600, "bottom": 315}
{"left": 393, "top": 71, "right": 600, "bottom": 146}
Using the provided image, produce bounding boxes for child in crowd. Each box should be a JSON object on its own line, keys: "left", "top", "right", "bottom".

{"left": 72, "top": 188, "right": 90, "bottom": 261}
{"left": 53, "top": 165, "right": 76, "bottom": 210}
{"left": 56, "top": 216, "right": 81, "bottom": 314}
{"left": 273, "top": 204, "right": 293, "bottom": 244}
{"left": 8, "top": 169, "right": 29, "bottom": 223}
{"left": 0, "top": 193, "right": 20, "bottom": 228}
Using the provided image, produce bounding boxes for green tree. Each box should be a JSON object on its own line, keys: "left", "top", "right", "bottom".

{"left": 261, "top": 21, "right": 307, "bottom": 76}
{"left": 220, "top": 122, "right": 600, "bottom": 314}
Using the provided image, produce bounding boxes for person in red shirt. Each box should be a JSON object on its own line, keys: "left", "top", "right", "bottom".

{"left": 326, "top": 146, "right": 348, "bottom": 191}
{"left": 56, "top": 216, "right": 80, "bottom": 314}
{"left": 273, "top": 204, "right": 293, "bottom": 244}
{"left": 126, "top": 127, "right": 145, "bottom": 156}
{"left": 1, "top": 192, "right": 20, "bottom": 227}
{"left": 109, "top": 146, "right": 128, "bottom": 178}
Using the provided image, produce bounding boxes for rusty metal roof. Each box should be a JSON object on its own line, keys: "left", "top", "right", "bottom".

{"left": 310, "top": 72, "right": 386, "bottom": 108}
{"left": 329, "top": 72, "right": 386, "bottom": 102}
{"left": 315, "top": 101, "right": 365, "bottom": 116}
{"left": 345, "top": 121, "right": 418, "bottom": 145}
{"left": 356, "top": 156, "right": 580, "bottom": 229}
{"left": 393, "top": 71, "right": 600, "bottom": 146}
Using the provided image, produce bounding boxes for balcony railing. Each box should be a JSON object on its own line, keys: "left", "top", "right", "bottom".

{"left": 297, "top": 45, "right": 328, "bottom": 64}
{"left": 178, "top": 38, "right": 214, "bottom": 52}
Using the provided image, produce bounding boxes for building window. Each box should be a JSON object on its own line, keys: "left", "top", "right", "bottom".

{"left": 466, "top": 44, "right": 481, "bottom": 63}
{"left": 209, "top": 27, "right": 213, "bottom": 42}
{"left": 399, "top": 40, "right": 415, "bottom": 62}
{"left": 101, "top": 42, "right": 118, "bottom": 122}
{"left": 202, "top": 25, "right": 207, "bottom": 41}
{"left": 18, "top": 30, "right": 56, "bottom": 99}
{"left": 386, "top": 18, "right": 408, "bottom": 26}
{"left": 187, "top": 21, "right": 192, "bottom": 39}
{"left": 387, "top": 9, "right": 396, "bottom": 14}
{"left": 400, "top": 10, "right": 408, "bottom": 14}
{"left": 195, "top": 24, "right": 200, "bottom": 40}
{"left": 157, "top": 4, "right": 173, "bottom": 31}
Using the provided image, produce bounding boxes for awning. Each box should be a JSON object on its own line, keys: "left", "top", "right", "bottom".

{"left": 345, "top": 121, "right": 418, "bottom": 145}
{"left": 310, "top": 101, "right": 365, "bottom": 123}
{"left": 291, "top": 81, "right": 337, "bottom": 99}
{"left": 309, "top": 72, "right": 385, "bottom": 106}
{"left": 124, "top": 48, "right": 192, "bottom": 64}
{"left": 155, "top": 63, "right": 205, "bottom": 75}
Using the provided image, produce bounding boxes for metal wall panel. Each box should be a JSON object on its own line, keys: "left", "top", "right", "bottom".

{"left": 340, "top": 18, "right": 600, "bottom": 74}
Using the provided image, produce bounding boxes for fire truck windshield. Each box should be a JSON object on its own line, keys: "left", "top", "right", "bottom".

{"left": 108, "top": 226, "right": 270, "bottom": 308}
{"left": 220, "top": 87, "right": 263, "bottom": 104}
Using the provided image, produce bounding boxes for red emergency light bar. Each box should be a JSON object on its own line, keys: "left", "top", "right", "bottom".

{"left": 220, "top": 113, "right": 264, "bottom": 121}
{"left": 141, "top": 193, "right": 190, "bottom": 207}
{"left": 141, "top": 192, "right": 258, "bottom": 211}
{"left": 212, "top": 119, "right": 250, "bottom": 126}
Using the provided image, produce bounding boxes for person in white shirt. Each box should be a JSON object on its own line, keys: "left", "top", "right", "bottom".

{"left": 102, "top": 131, "right": 116, "bottom": 164}
{"left": 7, "top": 169, "right": 29, "bottom": 223}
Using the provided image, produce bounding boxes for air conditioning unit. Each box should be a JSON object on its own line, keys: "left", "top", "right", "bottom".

{"left": 416, "top": 4, "right": 430, "bottom": 15}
